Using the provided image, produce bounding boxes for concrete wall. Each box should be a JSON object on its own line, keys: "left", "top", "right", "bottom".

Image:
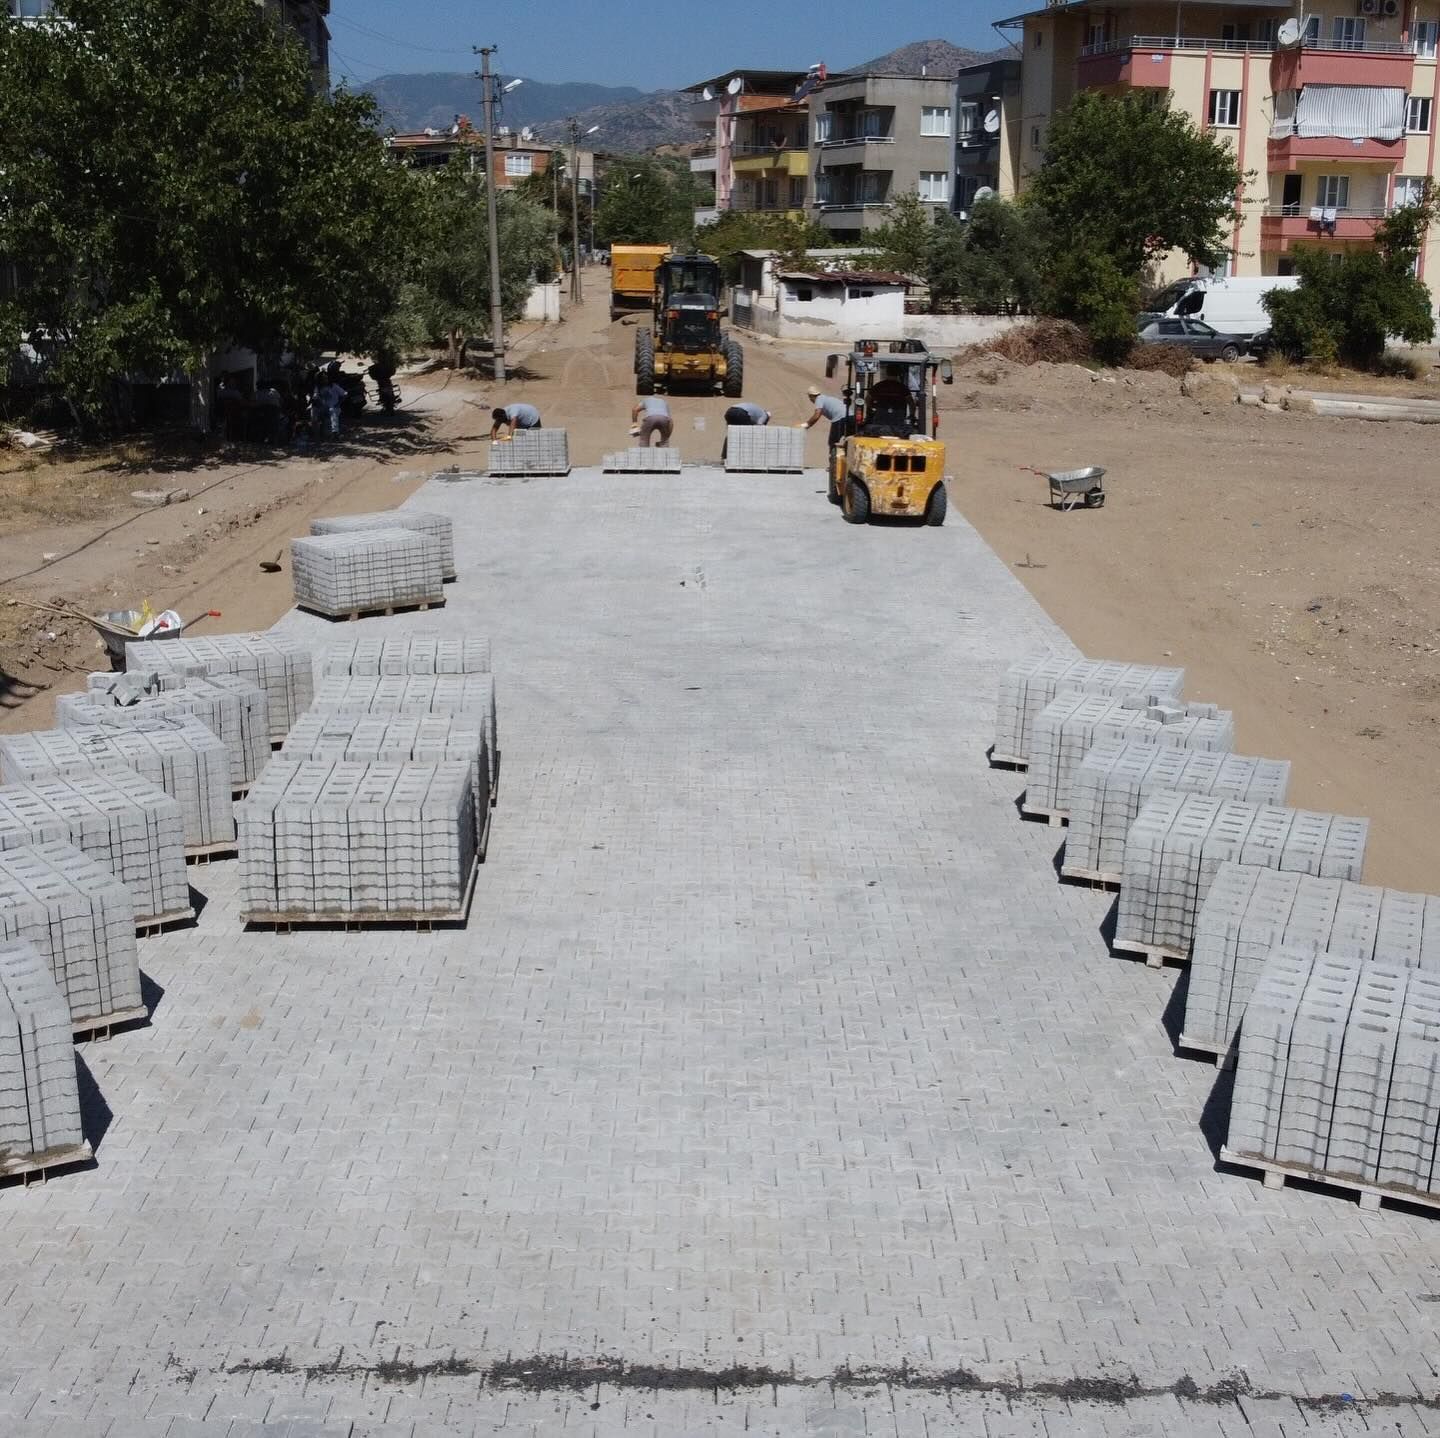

{"left": 732, "top": 289, "right": 1025, "bottom": 348}
{"left": 524, "top": 281, "right": 561, "bottom": 323}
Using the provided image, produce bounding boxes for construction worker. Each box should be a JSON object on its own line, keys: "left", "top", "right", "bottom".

{"left": 720, "top": 401, "right": 770, "bottom": 460}
{"left": 631, "top": 395, "right": 673, "bottom": 448}
{"left": 801, "top": 385, "right": 849, "bottom": 449}
{"left": 490, "top": 403, "right": 542, "bottom": 439}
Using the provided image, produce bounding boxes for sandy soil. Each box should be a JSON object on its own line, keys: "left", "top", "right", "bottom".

{"left": 2, "top": 286, "right": 1435, "bottom": 890}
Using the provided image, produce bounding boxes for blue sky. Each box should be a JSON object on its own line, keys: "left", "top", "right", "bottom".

{"left": 326, "top": 1, "right": 1020, "bottom": 92}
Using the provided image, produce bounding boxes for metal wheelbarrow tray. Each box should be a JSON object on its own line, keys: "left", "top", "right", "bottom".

{"left": 1048, "top": 466, "right": 1106, "bottom": 510}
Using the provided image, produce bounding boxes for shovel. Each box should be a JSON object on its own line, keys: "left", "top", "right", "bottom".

{"left": 259, "top": 549, "right": 283, "bottom": 573}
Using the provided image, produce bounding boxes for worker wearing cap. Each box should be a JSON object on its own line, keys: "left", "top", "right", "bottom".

{"left": 801, "top": 385, "right": 848, "bottom": 449}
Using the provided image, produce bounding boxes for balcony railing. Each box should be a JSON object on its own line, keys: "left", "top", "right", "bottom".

{"left": 1080, "top": 33, "right": 1413, "bottom": 58}
{"left": 1263, "top": 203, "right": 1393, "bottom": 219}
{"left": 819, "top": 134, "right": 896, "bottom": 147}
{"left": 814, "top": 200, "right": 892, "bottom": 210}
{"left": 733, "top": 141, "right": 807, "bottom": 155}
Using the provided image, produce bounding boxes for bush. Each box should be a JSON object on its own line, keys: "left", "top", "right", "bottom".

{"left": 1125, "top": 343, "right": 1195, "bottom": 377}
{"left": 1373, "top": 350, "right": 1425, "bottom": 380}
{"left": 965, "top": 318, "right": 1093, "bottom": 366}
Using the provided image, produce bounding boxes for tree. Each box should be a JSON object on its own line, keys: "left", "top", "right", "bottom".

{"left": 865, "top": 192, "right": 935, "bottom": 277}
{"left": 1264, "top": 192, "right": 1436, "bottom": 369}
{"left": 0, "top": 0, "right": 419, "bottom": 421}
{"left": 404, "top": 159, "right": 557, "bottom": 368}
{"left": 697, "top": 211, "right": 833, "bottom": 283}
{"left": 1027, "top": 92, "right": 1245, "bottom": 277}
{"left": 593, "top": 158, "right": 693, "bottom": 247}
{"left": 928, "top": 198, "right": 1047, "bottom": 315}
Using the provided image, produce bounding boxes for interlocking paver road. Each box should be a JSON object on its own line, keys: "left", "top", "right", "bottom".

{"left": 5, "top": 469, "right": 1440, "bottom": 1437}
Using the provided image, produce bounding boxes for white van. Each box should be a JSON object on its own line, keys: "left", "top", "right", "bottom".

{"left": 1139, "top": 275, "right": 1300, "bottom": 340}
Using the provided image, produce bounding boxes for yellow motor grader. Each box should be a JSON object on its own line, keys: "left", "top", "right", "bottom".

{"left": 823, "top": 341, "right": 954, "bottom": 525}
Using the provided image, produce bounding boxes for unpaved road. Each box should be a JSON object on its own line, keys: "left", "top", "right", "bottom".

{"left": 2, "top": 285, "right": 1435, "bottom": 889}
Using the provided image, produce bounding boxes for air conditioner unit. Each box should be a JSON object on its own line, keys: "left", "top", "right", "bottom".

{"left": 1381, "top": 0, "right": 1400, "bottom": 15}
{"left": 1358, "top": 0, "right": 1379, "bottom": 15}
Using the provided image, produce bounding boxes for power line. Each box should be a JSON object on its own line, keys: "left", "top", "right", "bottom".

{"left": 330, "top": 14, "right": 474, "bottom": 59}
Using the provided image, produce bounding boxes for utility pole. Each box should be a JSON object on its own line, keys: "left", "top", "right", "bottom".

{"left": 476, "top": 45, "right": 506, "bottom": 383}
{"left": 569, "top": 119, "right": 583, "bottom": 304}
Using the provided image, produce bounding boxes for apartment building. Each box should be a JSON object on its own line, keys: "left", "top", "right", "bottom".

{"left": 685, "top": 69, "right": 814, "bottom": 225}
{"left": 955, "top": 58, "right": 1024, "bottom": 215}
{"left": 997, "top": 0, "right": 1440, "bottom": 284}
{"left": 808, "top": 73, "right": 960, "bottom": 240}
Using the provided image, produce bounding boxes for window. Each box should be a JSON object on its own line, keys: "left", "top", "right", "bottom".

{"left": 1221, "top": 22, "right": 1251, "bottom": 43}
{"left": 1031, "top": 125, "right": 1043, "bottom": 150}
{"left": 859, "top": 109, "right": 886, "bottom": 138}
{"left": 1086, "top": 22, "right": 1107, "bottom": 48}
{"left": 1395, "top": 175, "right": 1428, "bottom": 207}
{"left": 921, "top": 106, "right": 952, "bottom": 136}
{"left": 918, "top": 171, "right": 951, "bottom": 203}
{"left": 1331, "top": 17, "right": 1366, "bottom": 50}
{"left": 860, "top": 171, "right": 887, "bottom": 203}
{"left": 1277, "top": 257, "right": 1296, "bottom": 276}
{"left": 1208, "top": 90, "right": 1241, "bottom": 127}
{"left": 1302, "top": 14, "right": 1321, "bottom": 43}
{"left": 1413, "top": 21, "right": 1439, "bottom": 58}
{"left": 958, "top": 102, "right": 980, "bottom": 137}
{"left": 1033, "top": 29, "right": 1043, "bottom": 48}
{"left": 504, "top": 153, "right": 533, "bottom": 177}
{"left": 8, "top": 0, "right": 54, "bottom": 13}
{"left": 1157, "top": 320, "right": 1186, "bottom": 336}
{"left": 813, "top": 112, "right": 832, "bottom": 144}
{"left": 1258, "top": 19, "right": 1278, "bottom": 44}
{"left": 789, "top": 177, "right": 806, "bottom": 207}
{"left": 793, "top": 286, "right": 814, "bottom": 302}
{"left": 1406, "top": 95, "right": 1432, "bottom": 133}
{"left": 1317, "top": 173, "right": 1350, "bottom": 209}
{"left": 848, "top": 288, "right": 875, "bottom": 299}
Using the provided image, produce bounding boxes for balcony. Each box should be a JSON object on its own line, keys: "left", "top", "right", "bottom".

{"left": 1079, "top": 34, "right": 1276, "bottom": 58}
{"left": 1260, "top": 203, "right": 1394, "bottom": 246}
{"left": 1268, "top": 133, "right": 1404, "bottom": 165}
{"left": 689, "top": 143, "right": 718, "bottom": 174}
{"left": 1273, "top": 40, "right": 1414, "bottom": 88}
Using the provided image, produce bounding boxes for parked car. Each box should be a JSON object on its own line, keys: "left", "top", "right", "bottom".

{"left": 1136, "top": 317, "right": 1245, "bottom": 364}
{"left": 1246, "top": 328, "right": 1278, "bottom": 360}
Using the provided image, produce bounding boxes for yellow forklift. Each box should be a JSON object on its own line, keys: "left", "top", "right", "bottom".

{"left": 823, "top": 341, "right": 954, "bottom": 525}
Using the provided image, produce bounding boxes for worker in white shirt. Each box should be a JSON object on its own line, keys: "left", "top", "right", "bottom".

{"left": 801, "top": 385, "right": 849, "bottom": 449}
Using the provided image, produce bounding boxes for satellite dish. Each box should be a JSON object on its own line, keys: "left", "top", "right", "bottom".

{"left": 983, "top": 109, "right": 1001, "bottom": 134}
{"left": 973, "top": 186, "right": 996, "bottom": 203}
{"left": 702, "top": 86, "right": 714, "bottom": 101}
{"left": 726, "top": 76, "right": 744, "bottom": 95}
{"left": 1277, "top": 18, "right": 1302, "bottom": 47}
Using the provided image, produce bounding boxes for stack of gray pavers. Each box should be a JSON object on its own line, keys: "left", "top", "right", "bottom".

{"left": 290, "top": 529, "right": 444, "bottom": 620}
{"left": 0, "top": 938, "right": 84, "bottom": 1168}
{"left": 1063, "top": 743, "right": 1291, "bottom": 883}
{"left": 602, "top": 448, "right": 682, "bottom": 473}
{"left": 1187, "top": 863, "right": 1440, "bottom": 1057}
{"left": 487, "top": 429, "right": 570, "bottom": 476}
{"left": 1227, "top": 945, "right": 1440, "bottom": 1202}
{"left": 724, "top": 426, "right": 805, "bottom": 473}
{"left": 310, "top": 510, "right": 456, "bottom": 581}
{"left": 309, "top": 673, "right": 498, "bottom": 797}
{"left": 58, "top": 672, "right": 269, "bottom": 791}
{"left": 0, "top": 843, "right": 142, "bottom": 1030}
{"left": 126, "top": 633, "right": 314, "bottom": 744}
{"left": 238, "top": 759, "right": 477, "bottom": 920}
{"left": 1024, "top": 694, "right": 1235, "bottom": 820}
{"left": 0, "top": 773, "right": 189, "bottom": 925}
{"left": 991, "top": 656, "right": 1185, "bottom": 767}
{"left": 0, "top": 718, "right": 234, "bottom": 850}
{"left": 282, "top": 712, "right": 490, "bottom": 853}
{"left": 1114, "top": 791, "right": 1368, "bottom": 964}
{"left": 321, "top": 634, "right": 491, "bottom": 678}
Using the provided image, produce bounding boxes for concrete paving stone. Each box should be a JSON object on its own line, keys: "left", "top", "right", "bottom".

{"left": 3, "top": 470, "right": 1437, "bottom": 1438}
{"left": 311, "top": 510, "right": 456, "bottom": 582}
{"left": 291, "top": 530, "right": 445, "bottom": 620}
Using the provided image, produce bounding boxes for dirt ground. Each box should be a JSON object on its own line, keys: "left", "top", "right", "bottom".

{"left": 1, "top": 287, "right": 1435, "bottom": 889}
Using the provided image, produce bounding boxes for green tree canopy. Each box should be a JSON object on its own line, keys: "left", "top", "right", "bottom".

{"left": 594, "top": 158, "right": 695, "bottom": 247}
{"left": 0, "top": 0, "right": 419, "bottom": 417}
{"left": 864, "top": 192, "right": 936, "bottom": 278}
{"left": 927, "top": 198, "right": 1047, "bottom": 315}
{"left": 1264, "top": 193, "right": 1436, "bottom": 369}
{"left": 1026, "top": 92, "right": 1245, "bottom": 277}
{"left": 696, "top": 211, "right": 835, "bottom": 283}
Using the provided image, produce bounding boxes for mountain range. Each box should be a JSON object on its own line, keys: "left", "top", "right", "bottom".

{"left": 361, "top": 39, "right": 1010, "bottom": 153}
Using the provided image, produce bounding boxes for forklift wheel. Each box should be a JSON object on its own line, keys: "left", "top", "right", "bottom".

{"left": 844, "top": 479, "right": 870, "bottom": 524}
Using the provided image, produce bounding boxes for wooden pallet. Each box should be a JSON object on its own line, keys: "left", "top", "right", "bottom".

{"left": 186, "top": 840, "right": 238, "bottom": 865}
{"left": 1020, "top": 802, "right": 1068, "bottom": 827}
{"left": 0, "top": 1140, "right": 94, "bottom": 1186}
{"left": 988, "top": 749, "right": 1028, "bottom": 770}
{"left": 298, "top": 596, "right": 446, "bottom": 624}
{"left": 1221, "top": 1146, "right": 1440, "bottom": 1215}
{"left": 242, "top": 856, "right": 479, "bottom": 932}
{"left": 135, "top": 906, "right": 195, "bottom": 937}
{"left": 73, "top": 1005, "right": 149, "bottom": 1041}
{"left": 1113, "top": 937, "right": 1189, "bottom": 969}
{"left": 1179, "top": 1031, "right": 1234, "bottom": 1066}
{"left": 1059, "top": 862, "right": 1121, "bottom": 888}
{"left": 232, "top": 782, "right": 251, "bottom": 800}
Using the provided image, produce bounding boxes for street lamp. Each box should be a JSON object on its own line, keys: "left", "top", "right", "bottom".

{"left": 569, "top": 121, "right": 600, "bottom": 303}
{"left": 474, "top": 54, "right": 522, "bottom": 381}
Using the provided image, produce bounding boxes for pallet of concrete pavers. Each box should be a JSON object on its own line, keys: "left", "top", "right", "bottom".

{"left": 991, "top": 655, "right": 1185, "bottom": 769}
{"left": 126, "top": 632, "right": 313, "bottom": 745}
{"left": 0, "top": 772, "right": 191, "bottom": 930}
{"left": 1113, "top": 790, "right": 1368, "bottom": 968}
{"left": 238, "top": 759, "right": 477, "bottom": 926}
{"left": 321, "top": 633, "right": 491, "bottom": 678}
{"left": 282, "top": 711, "right": 492, "bottom": 859}
{"left": 487, "top": 428, "right": 570, "bottom": 476}
{"left": 0, "top": 716, "right": 235, "bottom": 853}
{"left": 602, "top": 448, "right": 682, "bottom": 473}
{"left": 1223, "top": 946, "right": 1440, "bottom": 1214}
{"left": 0, "top": 843, "right": 144, "bottom": 1037}
{"left": 60, "top": 671, "right": 269, "bottom": 793}
{"left": 0, "top": 938, "right": 90, "bottom": 1183}
{"left": 309, "top": 509, "right": 456, "bottom": 581}
{"left": 309, "top": 673, "right": 498, "bottom": 799}
{"left": 1023, "top": 693, "right": 1235, "bottom": 824}
{"left": 1184, "top": 862, "right": 1440, "bottom": 1060}
{"left": 723, "top": 426, "right": 805, "bottom": 473}
{"left": 291, "top": 528, "right": 445, "bottom": 622}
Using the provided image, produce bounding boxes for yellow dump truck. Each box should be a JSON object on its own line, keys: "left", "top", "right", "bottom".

{"left": 610, "top": 244, "right": 671, "bottom": 321}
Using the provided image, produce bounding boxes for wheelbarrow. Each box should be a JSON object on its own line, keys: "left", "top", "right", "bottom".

{"left": 87, "top": 607, "right": 221, "bottom": 669}
{"left": 1043, "top": 465, "right": 1106, "bottom": 511}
